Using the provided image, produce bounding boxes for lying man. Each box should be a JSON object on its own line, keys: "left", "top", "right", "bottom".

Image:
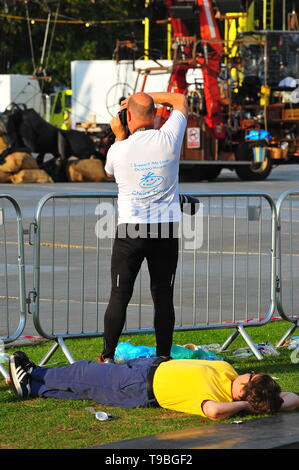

{"left": 8, "top": 351, "right": 299, "bottom": 421}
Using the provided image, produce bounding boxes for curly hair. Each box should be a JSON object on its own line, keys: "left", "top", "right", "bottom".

{"left": 241, "top": 373, "right": 284, "bottom": 414}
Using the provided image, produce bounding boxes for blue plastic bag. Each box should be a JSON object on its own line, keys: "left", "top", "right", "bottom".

{"left": 115, "top": 342, "right": 224, "bottom": 362}
{"left": 115, "top": 342, "right": 156, "bottom": 361}
{"left": 170, "top": 345, "right": 223, "bottom": 361}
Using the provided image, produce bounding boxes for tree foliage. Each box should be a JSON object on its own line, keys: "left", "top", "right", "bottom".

{"left": 0, "top": 0, "right": 146, "bottom": 90}
{"left": 0, "top": 1, "right": 293, "bottom": 91}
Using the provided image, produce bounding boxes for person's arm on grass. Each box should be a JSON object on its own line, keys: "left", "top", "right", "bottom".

{"left": 279, "top": 392, "right": 299, "bottom": 411}
{"left": 202, "top": 400, "right": 254, "bottom": 421}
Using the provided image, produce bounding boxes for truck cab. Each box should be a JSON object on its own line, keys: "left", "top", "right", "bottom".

{"left": 49, "top": 89, "right": 72, "bottom": 129}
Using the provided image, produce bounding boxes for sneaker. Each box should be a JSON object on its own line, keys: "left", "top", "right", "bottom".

{"left": 8, "top": 352, "right": 33, "bottom": 398}
{"left": 12, "top": 351, "right": 36, "bottom": 374}
{"left": 97, "top": 355, "right": 114, "bottom": 364}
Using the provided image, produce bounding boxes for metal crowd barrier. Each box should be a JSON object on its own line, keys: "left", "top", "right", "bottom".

{"left": 276, "top": 190, "right": 299, "bottom": 346}
{"left": 26, "top": 191, "right": 277, "bottom": 364}
{"left": 0, "top": 195, "right": 26, "bottom": 380}
{"left": 0, "top": 190, "right": 287, "bottom": 378}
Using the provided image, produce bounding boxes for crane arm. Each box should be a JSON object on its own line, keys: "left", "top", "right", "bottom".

{"left": 166, "top": 0, "right": 226, "bottom": 138}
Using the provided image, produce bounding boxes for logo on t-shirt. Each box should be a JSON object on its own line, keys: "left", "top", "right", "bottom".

{"left": 139, "top": 172, "right": 165, "bottom": 189}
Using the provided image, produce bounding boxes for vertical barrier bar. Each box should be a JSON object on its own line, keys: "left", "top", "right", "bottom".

{"left": 2, "top": 202, "right": 9, "bottom": 335}
{"left": 232, "top": 197, "right": 236, "bottom": 324}
{"left": 258, "top": 197, "right": 262, "bottom": 319}
{"left": 179, "top": 226, "right": 183, "bottom": 326}
{"left": 205, "top": 198, "right": 210, "bottom": 325}
{"left": 289, "top": 198, "right": 294, "bottom": 315}
{"left": 245, "top": 197, "right": 249, "bottom": 321}
{"left": 95, "top": 199, "right": 100, "bottom": 332}
{"left": 51, "top": 199, "right": 55, "bottom": 335}
{"left": 81, "top": 199, "right": 86, "bottom": 333}
{"left": 219, "top": 198, "right": 224, "bottom": 324}
{"left": 66, "top": 200, "right": 71, "bottom": 333}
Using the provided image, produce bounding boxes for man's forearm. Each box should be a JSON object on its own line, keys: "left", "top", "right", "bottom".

{"left": 109, "top": 115, "right": 127, "bottom": 141}
{"left": 280, "top": 392, "right": 299, "bottom": 411}
{"left": 202, "top": 400, "right": 253, "bottom": 421}
{"left": 147, "top": 92, "right": 182, "bottom": 106}
{"left": 147, "top": 92, "right": 188, "bottom": 117}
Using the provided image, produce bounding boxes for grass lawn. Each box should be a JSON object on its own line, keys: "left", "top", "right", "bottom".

{"left": 0, "top": 320, "right": 298, "bottom": 449}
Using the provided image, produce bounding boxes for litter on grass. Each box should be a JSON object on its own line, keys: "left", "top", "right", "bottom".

{"left": 286, "top": 336, "right": 299, "bottom": 350}
{"left": 232, "top": 342, "right": 279, "bottom": 358}
{"left": 85, "top": 407, "right": 118, "bottom": 421}
{"left": 114, "top": 342, "right": 224, "bottom": 362}
{"left": 114, "top": 340, "right": 283, "bottom": 361}
{"left": 114, "top": 341, "right": 280, "bottom": 362}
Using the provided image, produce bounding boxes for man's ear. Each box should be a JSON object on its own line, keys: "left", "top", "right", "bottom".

{"left": 127, "top": 109, "right": 132, "bottom": 122}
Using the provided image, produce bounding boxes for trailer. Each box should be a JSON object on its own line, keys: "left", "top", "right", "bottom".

{"left": 0, "top": 74, "right": 44, "bottom": 115}
{"left": 70, "top": 59, "right": 173, "bottom": 128}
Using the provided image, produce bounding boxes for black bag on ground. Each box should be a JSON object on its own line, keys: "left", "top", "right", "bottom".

{"left": 179, "top": 194, "right": 200, "bottom": 215}
{"left": 39, "top": 157, "right": 68, "bottom": 182}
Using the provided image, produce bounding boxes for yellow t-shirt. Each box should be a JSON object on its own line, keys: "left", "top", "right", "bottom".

{"left": 153, "top": 359, "right": 238, "bottom": 416}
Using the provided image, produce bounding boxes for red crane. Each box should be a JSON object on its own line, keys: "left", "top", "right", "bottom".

{"left": 166, "top": 0, "right": 226, "bottom": 139}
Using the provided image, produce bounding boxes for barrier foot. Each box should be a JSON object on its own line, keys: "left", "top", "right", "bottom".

{"left": 237, "top": 325, "right": 263, "bottom": 360}
{"left": 0, "top": 363, "right": 9, "bottom": 380}
{"left": 219, "top": 329, "right": 240, "bottom": 351}
{"left": 38, "top": 337, "right": 76, "bottom": 366}
{"left": 38, "top": 341, "right": 59, "bottom": 366}
{"left": 220, "top": 326, "right": 263, "bottom": 360}
{"left": 276, "top": 319, "right": 299, "bottom": 348}
{"left": 57, "top": 337, "right": 76, "bottom": 364}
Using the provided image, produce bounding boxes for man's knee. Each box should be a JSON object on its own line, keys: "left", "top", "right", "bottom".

{"left": 109, "top": 285, "right": 134, "bottom": 303}
{"left": 150, "top": 284, "right": 174, "bottom": 298}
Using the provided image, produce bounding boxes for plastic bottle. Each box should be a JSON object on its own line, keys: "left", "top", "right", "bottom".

{"left": 0, "top": 340, "right": 9, "bottom": 364}
{"left": 257, "top": 343, "right": 280, "bottom": 356}
{"left": 232, "top": 348, "right": 252, "bottom": 358}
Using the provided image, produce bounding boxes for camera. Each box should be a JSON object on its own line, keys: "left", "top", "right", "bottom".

{"left": 118, "top": 108, "right": 127, "bottom": 127}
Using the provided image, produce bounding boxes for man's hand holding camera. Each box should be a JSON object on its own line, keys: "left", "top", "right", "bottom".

{"left": 110, "top": 114, "right": 127, "bottom": 142}
{"left": 109, "top": 99, "right": 128, "bottom": 142}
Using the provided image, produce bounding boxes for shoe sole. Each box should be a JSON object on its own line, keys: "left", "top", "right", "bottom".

{"left": 8, "top": 355, "right": 26, "bottom": 398}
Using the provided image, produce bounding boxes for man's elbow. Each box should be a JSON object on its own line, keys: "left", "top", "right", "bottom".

{"left": 205, "top": 410, "right": 222, "bottom": 421}
{"left": 202, "top": 403, "right": 222, "bottom": 421}
{"left": 178, "top": 94, "right": 188, "bottom": 118}
{"left": 182, "top": 94, "right": 188, "bottom": 108}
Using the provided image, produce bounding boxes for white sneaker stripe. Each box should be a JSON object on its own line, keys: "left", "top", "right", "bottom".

{"left": 18, "top": 371, "right": 26, "bottom": 382}
{"left": 16, "top": 367, "right": 25, "bottom": 377}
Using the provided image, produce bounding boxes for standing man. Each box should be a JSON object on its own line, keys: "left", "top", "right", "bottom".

{"left": 100, "top": 92, "right": 188, "bottom": 362}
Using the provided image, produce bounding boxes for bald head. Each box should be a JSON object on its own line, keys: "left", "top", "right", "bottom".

{"left": 128, "top": 92, "right": 155, "bottom": 121}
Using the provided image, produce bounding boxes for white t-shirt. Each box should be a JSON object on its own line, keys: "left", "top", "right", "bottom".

{"left": 105, "top": 110, "right": 187, "bottom": 224}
